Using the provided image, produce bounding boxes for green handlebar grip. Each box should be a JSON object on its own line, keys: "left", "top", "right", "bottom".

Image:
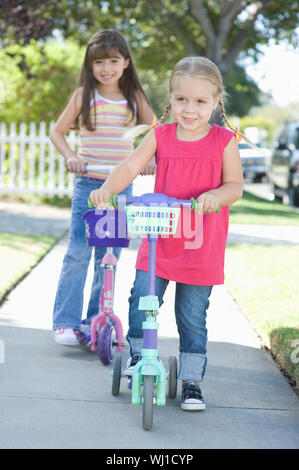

{"left": 109, "top": 194, "right": 118, "bottom": 207}
{"left": 87, "top": 195, "right": 118, "bottom": 208}
{"left": 190, "top": 197, "right": 197, "bottom": 211}
{"left": 190, "top": 198, "right": 221, "bottom": 213}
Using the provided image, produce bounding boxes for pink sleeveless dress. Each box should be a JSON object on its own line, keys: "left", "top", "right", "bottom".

{"left": 135, "top": 122, "right": 234, "bottom": 285}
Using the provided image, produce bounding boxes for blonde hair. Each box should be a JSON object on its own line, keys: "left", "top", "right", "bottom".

{"left": 124, "top": 56, "right": 260, "bottom": 151}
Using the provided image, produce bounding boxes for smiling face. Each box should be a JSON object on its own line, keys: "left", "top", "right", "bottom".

{"left": 169, "top": 74, "right": 219, "bottom": 139}
{"left": 92, "top": 52, "right": 129, "bottom": 87}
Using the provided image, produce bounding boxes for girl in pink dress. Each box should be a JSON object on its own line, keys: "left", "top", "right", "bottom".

{"left": 90, "top": 57, "right": 243, "bottom": 411}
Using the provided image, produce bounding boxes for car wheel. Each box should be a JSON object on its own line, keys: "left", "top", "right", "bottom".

{"left": 272, "top": 183, "right": 282, "bottom": 201}
{"left": 253, "top": 175, "right": 262, "bottom": 183}
{"left": 288, "top": 185, "right": 299, "bottom": 207}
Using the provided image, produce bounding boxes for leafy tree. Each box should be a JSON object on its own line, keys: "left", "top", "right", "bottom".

{"left": 0, "top": 41, "right": 83, "bottom": 123}
{"left": 240, "top": 115, "right": 277, "bottom": 145}
{"left": 1, "top": 1, "right": 298, "bottom": 118}
{"left": 39, "top": 1, "right": 299, "bottom": 75}
{"left": 0, "top": 1, "right": 60, "bottom": 46}
{"left": 2, "top": 1, "right": 298, "bottom": 75}
{"left": 224, "top": 64, "right": 266, "bottom": 117}
{"left": 51, "top": 0, "right": 299, "bottom": 115}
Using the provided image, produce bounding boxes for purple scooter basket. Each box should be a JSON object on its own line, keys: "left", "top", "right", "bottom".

{"left": 83, "top": 208, "right": 130, "bottom": 247}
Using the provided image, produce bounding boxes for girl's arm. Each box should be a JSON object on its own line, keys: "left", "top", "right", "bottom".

{"left": 90, "top": 129, "right": 157, "bottom": 207}
{"left": 50, "top": 87, "right": 86, "bottom": 174}
{"left": 135, "top": 91, "right": 157, "bottom": 176}
{"left": 135, "top": 90, "right": 155, "bottom": 125}
{"left": 198, "top": 136, "right": 243, "bottom": 213}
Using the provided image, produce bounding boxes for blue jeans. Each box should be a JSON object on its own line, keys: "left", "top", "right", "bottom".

{"left": 53, "top": 175, "right": 132, "bottom": 331}
{"left": 127, "top": 270, "right": 213, "bottom": 382}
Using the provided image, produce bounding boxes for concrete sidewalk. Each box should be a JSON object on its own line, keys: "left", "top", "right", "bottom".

{"left": 0, "top": 178, "right": 298, "bottom": 449}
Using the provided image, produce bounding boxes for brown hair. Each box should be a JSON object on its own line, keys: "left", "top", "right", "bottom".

{"left": 72, "top": 29, "right": 150, "bottom": 131}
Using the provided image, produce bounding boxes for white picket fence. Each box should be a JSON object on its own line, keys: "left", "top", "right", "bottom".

{"left": 0, "top": 121, "right": 79, "bottom": 197}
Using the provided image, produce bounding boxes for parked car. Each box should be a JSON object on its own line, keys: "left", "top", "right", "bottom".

{"left": 238, "top": 142, "right": 270, "bottom": 182}
{"left": 267, "top": 121, "right": 299, "bottom": 207}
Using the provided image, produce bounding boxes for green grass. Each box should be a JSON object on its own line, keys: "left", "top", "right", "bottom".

{"left": 225, "top": 244, "right": 299, "bottom": 393}
{"left": 0, "top": 192, "right": 71, "bottom": 208}
{"left": 230, "top": 191, "right": 299, "bottom": 226}
{"left": 0, "top": 232, "right": 58, "bottom": 302}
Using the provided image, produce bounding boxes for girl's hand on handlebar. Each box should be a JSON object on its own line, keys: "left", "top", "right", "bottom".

{"left": 66, "top": 154, "right": 86, "bottom": 174}
{"left": 89, "top": 188, "right": 113, "bottom": 209}
{"left": 197, "top": 192, "right": 221, "bottom": 214}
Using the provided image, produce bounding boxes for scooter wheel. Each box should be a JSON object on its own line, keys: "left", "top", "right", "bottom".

{"left": 167, "top": 356, "right": 177, "bottom": 399}
{"left": 112, "top": 352, "right": 122, "bottom": 396}
{"left": 143, "top": 375, "right": 154, "bottom": 431}
{"left": 98, "top": 322, "right": 117, "bottom": 365}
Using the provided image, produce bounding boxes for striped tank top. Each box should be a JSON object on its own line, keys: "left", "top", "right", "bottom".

{"left": 78, "top": 89, "right": 136, "bottom": 180}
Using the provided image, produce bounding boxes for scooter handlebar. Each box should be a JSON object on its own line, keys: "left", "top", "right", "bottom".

{"left": 88, "top": 193, "right": 221, "bottom": 213}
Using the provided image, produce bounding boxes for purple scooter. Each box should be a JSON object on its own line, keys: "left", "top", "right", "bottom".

{"left": 108, "top": 192, "right": 219, "bottom": 430}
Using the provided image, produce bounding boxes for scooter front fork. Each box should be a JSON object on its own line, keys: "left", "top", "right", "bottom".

{"left": 131, "top": 312, "right": 166, "bottom": 406}
{"left": 90, "top": 250, "right": 123, "bottom": 351}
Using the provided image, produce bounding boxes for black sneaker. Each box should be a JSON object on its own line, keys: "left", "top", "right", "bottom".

{"left": 124, "top": 355, "right": 139, "bottom": 376}
{"left": 181, "top": 381, "right": 205, "bottom": 411}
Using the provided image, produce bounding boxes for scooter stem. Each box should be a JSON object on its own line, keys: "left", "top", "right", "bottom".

{"left": 148, "top": 234, "right": 158, "bottom": 295}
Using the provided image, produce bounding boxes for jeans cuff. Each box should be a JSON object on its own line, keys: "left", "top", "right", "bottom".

{"left": 126, "top": 336, "right": 143, "bottom": 357}
{"left": 178, "top": 352, "right": 207, "bottom": 382}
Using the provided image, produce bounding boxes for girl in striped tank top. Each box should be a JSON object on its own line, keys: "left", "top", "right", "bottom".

{"left": 51, "top": 29, "right": 155, "bottom": 345}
